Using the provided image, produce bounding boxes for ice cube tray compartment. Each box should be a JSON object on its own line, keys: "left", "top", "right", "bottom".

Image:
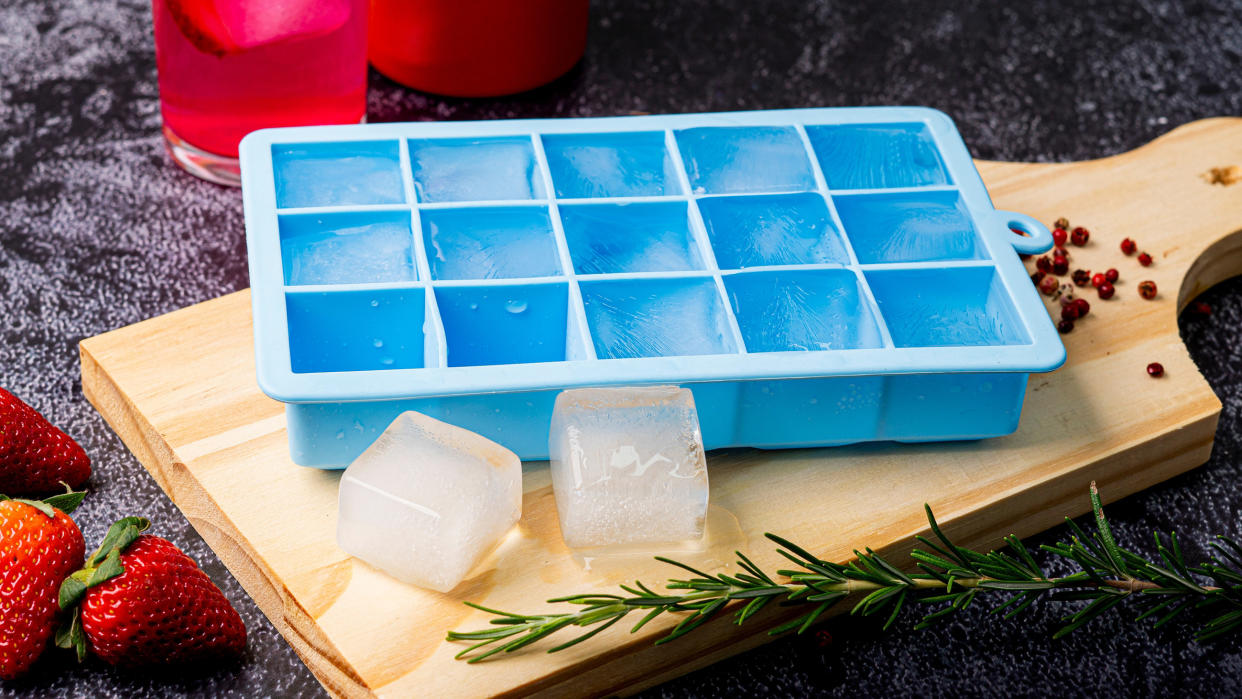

{"left": 279, "top": 210, "right": 417, "bottom": 286}
{"left": 560, "top": 201, "right": 704, "bottom": 275}
{"left": 436, "top": 282, "right": 577, "bottom": 367}
{"left": 407, "top": 136, "right": 546, "bottom": 202}
{"left": 834, "top": 190, "right": 986, "bottom": 264}
{"left": 698, "top": 192, "right": 851, "bottom": 269}
{"left": 724, "top": 269, "right": 884, "bottom": 353}
{"left": 865, "top": 266, "right": 1030, "bottom": 348}
{"left": 805, "top": 123, "right": 951, "bottom": 190}
{"left": 581, "top": 276, "right": 740, "bottom": 359}
{"left": 272, "top": 140, "right": 405, "bottom": 209}
{"left": 285, "top": 288, "right": 427, "bottom": 373}
{"left": 543, "top": 131, "right": 682, "bottom": 198}
{"left": 241, "top": 107, "right": 1064, "bottom": 466}
{"left": 675, "top": 126, "right": 818, "bottom": 195}
{"left": 421, "top": 205, "right": 561, "bottom": 280}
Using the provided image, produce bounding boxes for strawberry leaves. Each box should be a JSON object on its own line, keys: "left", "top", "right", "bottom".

{"left": 0, "top": 485, "right": 87, "bottom": 518}
{"left": 58, "top": 517, "right": 150, "bottom": 610}
{"left": 54, "top": 609, "right": 87, "bottom": 662}
{"left": 43, "top": 488, "right": 87, "bottom": 515}
{"left": 54, "top": 546, "right": 127, "bottom": 662}
{"left": 87, "top": 517, "right": 150, "bottom": 568}
{"left": 56, "top": 516, "right": 151, "bottom": 664}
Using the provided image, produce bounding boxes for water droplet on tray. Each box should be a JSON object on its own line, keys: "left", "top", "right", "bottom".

{"left": 505, "top": 299, "right": 528, "bottom": 314}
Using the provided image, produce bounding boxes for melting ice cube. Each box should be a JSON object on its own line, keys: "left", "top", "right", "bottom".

{"left": 336, "top": 412, "right": 522, "bottom": 592}
{"left": 549, "top": 387, "right": 708, "bottom": 550}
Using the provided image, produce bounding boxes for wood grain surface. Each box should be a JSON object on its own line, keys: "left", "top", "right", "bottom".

{"left": 79, "top": 118, "right": 1242, "bottom": 697}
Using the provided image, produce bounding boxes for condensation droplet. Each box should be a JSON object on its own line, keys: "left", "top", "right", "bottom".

{"left": 505, "top": 299, "right": 528, "bottom": 314}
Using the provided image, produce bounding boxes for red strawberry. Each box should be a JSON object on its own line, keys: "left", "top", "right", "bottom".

{"left": 0, "top": 387, "right": 90, "bottom": 495}
{"left": 58, "top": 518, "right": 246, "bottom": 667}
{"left": 0, "top": 491, "right": 86, "bottom": 680}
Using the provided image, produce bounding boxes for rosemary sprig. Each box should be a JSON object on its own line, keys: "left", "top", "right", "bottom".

{"left": 448, "top": 483, "right": 1242, "bottom": 662}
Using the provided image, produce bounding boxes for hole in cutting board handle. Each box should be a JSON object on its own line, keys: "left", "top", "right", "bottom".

{"left": 1178, "top": 226, "right": 1242, "bottom": 311}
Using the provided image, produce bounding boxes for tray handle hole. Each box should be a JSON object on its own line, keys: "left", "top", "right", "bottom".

{"left": 1000, "top": 211, "right": 1053, "bottom": 255}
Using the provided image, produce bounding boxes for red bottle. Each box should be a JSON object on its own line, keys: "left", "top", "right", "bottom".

{"left": 369, "top": 0, "right": 589, "bottom": 97}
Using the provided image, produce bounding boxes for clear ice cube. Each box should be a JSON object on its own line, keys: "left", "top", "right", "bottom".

{"left": 560, "top": 202, "right": 702, "bottom": 275}
{"left": 273, "top": 145, "right": 405, "bottom": 209}
{"left": 833, "top": 192, "right": 983, "bottom": 264}
{"left": 337, "top": 411, "right": 522, "bottom": 592}
{"left": 806, "top": 123, "right": 949, "bottom": 190}
{"left": 282, "top": 218, "right": 416, "bottom": 286}
{"left": 409, "top": 137, "right": 545, "bottom": 203}
{"left": 725, "top": 270, "right": 884, "bottom": 352}
{"left": 423, "top": 206, "right": 561, "bottom": 280}
{"left": 675, "top": 126, "right": 816, "bottom": 195}
{"left": 581, "top": 278, "right": 738, "bottom": 359}
{"left": 549, "top": 387, "right": 709, "bottom": 550}
{"left": 698, "top": 192, "right": 850, "bottom": 269}
{"left": 543, "top": 132, "right": 681, "bottom": 198}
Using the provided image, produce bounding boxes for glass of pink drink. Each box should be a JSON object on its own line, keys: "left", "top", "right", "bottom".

{"left": 152, "top": 0, "right": 369, "bottom": 185}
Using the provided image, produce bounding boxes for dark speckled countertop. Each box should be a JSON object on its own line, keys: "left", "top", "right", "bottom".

{"left": 2, "top": 0, "right": 1242, "bottom": 696}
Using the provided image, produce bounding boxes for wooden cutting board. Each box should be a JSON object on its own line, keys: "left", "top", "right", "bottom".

{"left": 80, "top": 118, "right": 1242, "bottom": 698}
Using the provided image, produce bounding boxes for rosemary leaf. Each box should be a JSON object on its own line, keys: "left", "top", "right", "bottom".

{"left": 448, "top": 485, "right": 1242, "bottom": 662}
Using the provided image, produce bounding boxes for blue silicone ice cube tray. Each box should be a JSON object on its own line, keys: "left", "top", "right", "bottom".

{"left": 240, "top": 107, "right": 1065, "bottom": 468}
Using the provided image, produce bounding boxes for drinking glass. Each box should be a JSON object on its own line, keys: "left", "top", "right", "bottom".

{"left": 152, "top": 0, "right": 370, "bottom": 185}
